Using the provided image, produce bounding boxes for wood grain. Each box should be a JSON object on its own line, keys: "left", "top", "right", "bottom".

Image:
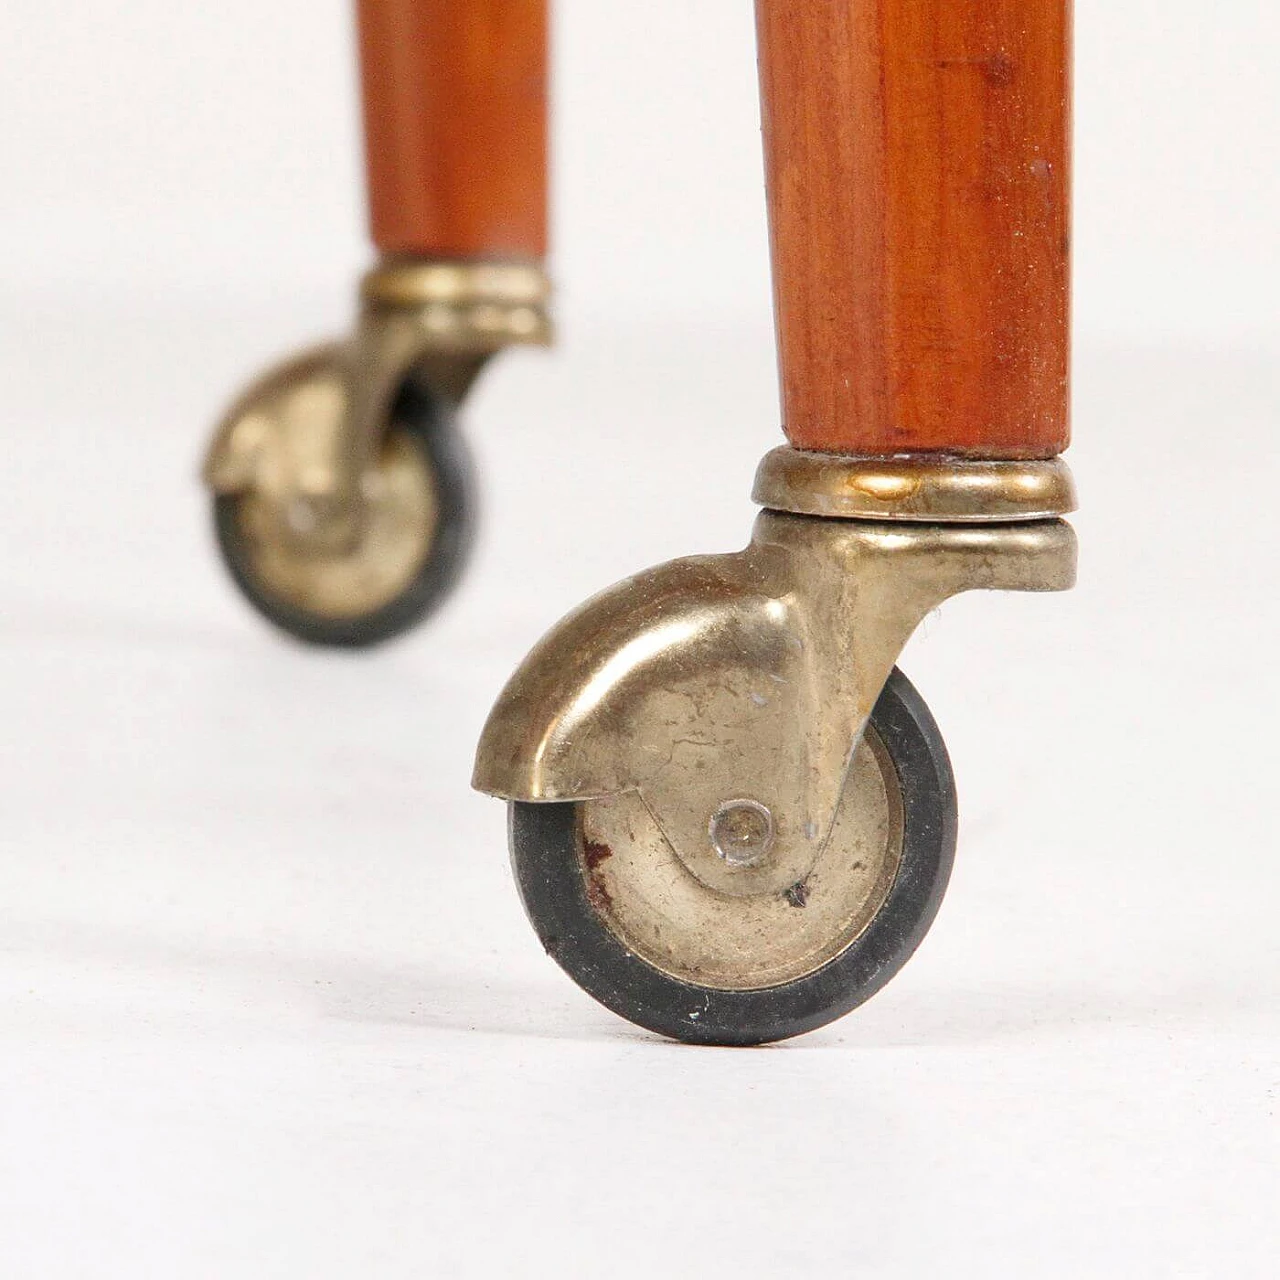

{"left": 357, "top": 0, "right": 548, "bottom": 261}
{"left": 756, "top": 0, "right": 1071, "bottom": 458}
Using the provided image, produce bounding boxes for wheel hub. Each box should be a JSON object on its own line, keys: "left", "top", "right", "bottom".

{"left": 579, "top": 730, "right": 904, "bottom": 992}
{"left": 235, "top": 430, "right": 438, "bottom": 620}
{"left": 709, "top": 799, "right": 776, "bottom": 868}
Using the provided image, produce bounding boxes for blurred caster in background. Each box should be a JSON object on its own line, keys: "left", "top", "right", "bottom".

{"left": 202, "top": 260, "right": 549, "bottom": 647}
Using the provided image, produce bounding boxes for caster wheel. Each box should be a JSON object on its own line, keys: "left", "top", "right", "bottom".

{"left": 509, "top": 667, "right": 957, "bottom": 1046}
{"left": 213, "top": 376, "right": 474, "bottom": 648}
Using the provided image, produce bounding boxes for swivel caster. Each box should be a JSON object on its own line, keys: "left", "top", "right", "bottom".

{"left": 202, "top": 259, "right": 550, "bottom": 647}
{"left": 475, "top": 454, "right": 1077, "bottom": 1045}
{"left": 508, "top": 667, "right": 956, "bottom": 1045}
{"left": 210, "top": 361, "right": 474, "bottom": 648}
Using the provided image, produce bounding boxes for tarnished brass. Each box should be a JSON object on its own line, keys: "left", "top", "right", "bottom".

{"left": 202, "top": 256, "right": 551, "bottom": 550}
{"left": 753, "top": 448, "right": 1077, "bottom": 523}
{"left": 473, "top": 508, "right": 1076, "bottom": 900}
{"left": 224, "top": 407, "right": 439, "bottom": 621}
{"left": 578, "top": 728, "right": 903, "bottom": 990}
{"left": 362, "top": 258, "right": 551, "bottom": 321}
{"left": 203, "top": 343, "right": 346, "bottom": 496}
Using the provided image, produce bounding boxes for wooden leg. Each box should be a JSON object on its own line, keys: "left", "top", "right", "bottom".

{"left": 357, "top": 0, "right": 549, "bottom": 262}
{"left": 756, "top": 0, "right": 1070, "bottom": 459}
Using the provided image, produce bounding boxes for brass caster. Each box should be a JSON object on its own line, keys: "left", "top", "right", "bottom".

{"left": 202, "top": 258, "right": 551, "bottom": 647}
{"left": 211, "top": 370, "right": 474, "bottom": 647}
{"left": 474, "top": 452, "right": 1077, "bottom": 1044}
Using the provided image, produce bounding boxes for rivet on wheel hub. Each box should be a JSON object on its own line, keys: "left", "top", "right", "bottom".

{"left": 286, "top": 497, "right": 320, "bottom": 535}
{"left": 709, "top": 800, "right": 776, "bottom": 869}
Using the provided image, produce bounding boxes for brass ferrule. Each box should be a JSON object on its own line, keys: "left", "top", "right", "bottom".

{"left": 753, "top": 447, "right": 1077, "bottom": 523}
{"left": 360, "top": 257, "right": 553, "bottom": 349}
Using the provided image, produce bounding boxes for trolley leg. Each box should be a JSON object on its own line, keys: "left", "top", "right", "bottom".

{"left": 203, "top": 1, "right": 551, "bottom": 648}
{"left": 473, "top": 0, "right": 1077, "bottom": 1044}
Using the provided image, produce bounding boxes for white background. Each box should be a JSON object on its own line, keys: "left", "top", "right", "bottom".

{"left": 1, "top": 2, "right": 1277, "bottom": 1276}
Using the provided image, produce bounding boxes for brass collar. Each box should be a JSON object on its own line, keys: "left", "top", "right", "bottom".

{"left": 753, "top": 447, "right": 1077, "bottom": 523}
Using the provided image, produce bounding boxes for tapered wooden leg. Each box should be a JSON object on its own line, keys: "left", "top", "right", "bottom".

{"left": 755, "top": 0, "right": 1070, "bottom": 459}
{"left": 357, "top": 0, "right": 549, "bottom": 262}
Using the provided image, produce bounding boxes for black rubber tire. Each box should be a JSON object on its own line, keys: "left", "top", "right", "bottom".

{"left": 213, "top": 374, "right": 475, "bottom": 649}
{"left": 510, "top": 667, "right": 957, "bottom": 1046}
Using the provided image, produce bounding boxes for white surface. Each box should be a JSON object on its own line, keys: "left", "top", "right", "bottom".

{"left": 1, "top": 298, "right": 1277, "bottom": 1275}
{"left": 2, "top": 1, "right": 1279, "bottom": 1274}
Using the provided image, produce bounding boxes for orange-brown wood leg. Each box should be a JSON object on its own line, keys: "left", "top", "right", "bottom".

{"left": 357, "top": 0, "right": 548, "bottom": 262}
{"left": 756, "top": 1, "right": 1071, "bottom": 459}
